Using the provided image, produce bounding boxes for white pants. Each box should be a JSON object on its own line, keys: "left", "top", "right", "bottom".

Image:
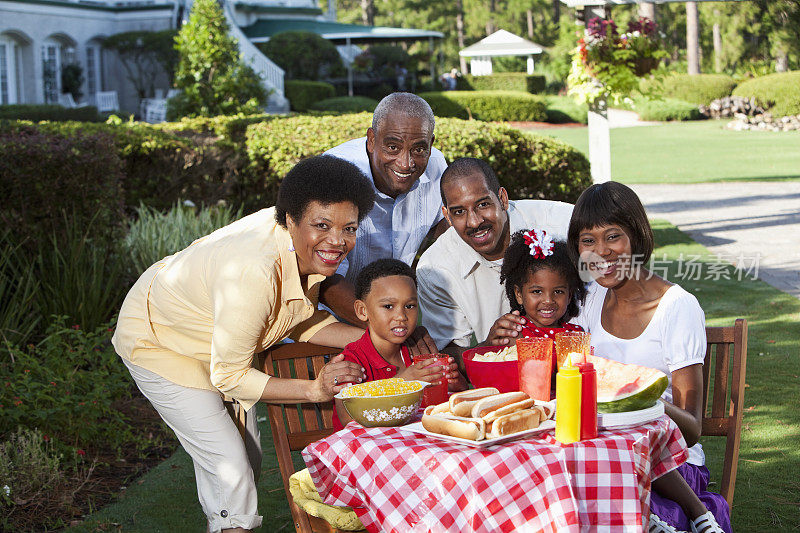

{"left": 124, "top": 360, "right": 263, "bottom": 532}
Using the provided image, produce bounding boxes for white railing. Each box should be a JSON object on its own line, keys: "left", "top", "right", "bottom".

{"left": 220, "top": 0, "right": 284, "bottom": 98}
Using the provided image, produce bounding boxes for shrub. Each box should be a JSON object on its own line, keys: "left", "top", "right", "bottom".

{"left": 0, "top": 231, "right": 40, "bottom": 347}
{"left": 544, "top": 96, "right": 588, "bottom": 124}
{"left": 156, "top": 113, "right": 274, "bottom": 143}
{"left": 0, "top": 319, "right": 134, "bottom": 451}
{"left": 732, "top": 71, "right": 800, "bottom": 117}
{"left": 245, "top": 113, "right": 590, "bottom": 204}
{"left": 172, "top": 0, "right": 267, "bottom": 118}
{"left": 640, "top": 73, "right": 737, "bottom": 106}
{"left": 285, "top": 80, "right": 336, "bottom": 112}
{"left": 0, "top": 427, "right": 64, "bottom": 528}
{"left": 259, "top": 31, "right": 345, "bottom": 81}
{"left": 0, "top": 123, "right": 125, "bottom": 251}
{"left": 0, "top": 104, "right": 101, "bottom": 122}
{"left": 310, "top": 96, "right": 378, "bottom": 113}
{"left": 124, "top": 202, "right": 241, "bottom": 278}
{"left": 459, "top": 73, "right": 547, "bottom": 94}
{"left": 634, "top": 97, "right": 703, "bottom": 121}
{"left": 418, "top": 91, "right": 548, "bottom": 122}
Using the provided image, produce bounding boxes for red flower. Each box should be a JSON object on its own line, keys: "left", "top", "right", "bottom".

{"left": 50, "top": 381, "right": 57, "bottom": 387}
{"left": 72, "top": 324, "right": 81, "bottom": 330}
{"left": 14, "top": 400, "right": 22, "bottom": 406}
{"left": 43, "top": 434, "right": 50, "bottom": 442}
{"left": 76, "top": 449, "right": 86, "bottom": 456}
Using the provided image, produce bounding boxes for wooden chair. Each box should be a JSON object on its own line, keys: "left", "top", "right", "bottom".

{"left": 702, "top": 318, "right": 748, "bottom": 509}
{"left": 260, "top": 342, "right": 367, "bottom": 533}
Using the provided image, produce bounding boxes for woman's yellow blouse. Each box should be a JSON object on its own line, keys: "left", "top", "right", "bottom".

{"left": 112, "top": 208, "right": 337, "bottom": 410}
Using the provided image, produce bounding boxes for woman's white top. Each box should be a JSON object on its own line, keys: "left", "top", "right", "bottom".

{"left": 576, "top": 282, "right": 707, "bottom": 465}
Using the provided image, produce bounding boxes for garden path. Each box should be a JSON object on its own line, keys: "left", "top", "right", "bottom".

{"left": 631, "top": 182, "right": 800, "bottom": 300}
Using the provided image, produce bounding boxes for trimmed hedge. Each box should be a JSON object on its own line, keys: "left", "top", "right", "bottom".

{"left": 732, "top": 71, "right": 800, "bottom": 118}
{"left": 458, "top": 73, "right": 547, "bottom": 94}
{"left": 640, "top": 74, "right": 737, "bottom": 106}
{"left": 418, "top": 91, "right": 548, "bottom": 122}
{"left": 634, "top": 97, "right": 703, "bottom": 121}
{"left": 284, "top": 80, "right": 335, "bottom": 112}
{"left": 544, "top": 96, "right": 588, "bottom": 124}
{"left": 310, "top": 96, "right": 378, "bottom": 113}
{"left": 0, "top": 104, "right": 101, "bottom": 122}
{"left": 245, "top": 113, "right": 589, "bottom": 204}
{"left": 155, "top": 113, "right": 274, "bottom": 143}
{"left": 0, "top": 123, "right": 125, "bottom": 249}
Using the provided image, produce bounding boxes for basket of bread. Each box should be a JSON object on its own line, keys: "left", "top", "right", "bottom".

{"left": 462, "top": 345, "right": 520, "bottom": 393}
{"left": 420, "top": 387, "right": 554, "bottom": 442}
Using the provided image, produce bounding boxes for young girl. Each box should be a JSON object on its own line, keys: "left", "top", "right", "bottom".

{"left": 495, "top": 229, "right": 586, "bottom": 357}
{"left": 569, "top": 181, "right": 727, "bottom": 533}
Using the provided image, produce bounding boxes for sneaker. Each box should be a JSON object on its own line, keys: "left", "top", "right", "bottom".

{"left": 649, "top": 513, "right": 687, "bottom": 533}
{"left": 690, "top": 511, "right": 725, "bottom": 533}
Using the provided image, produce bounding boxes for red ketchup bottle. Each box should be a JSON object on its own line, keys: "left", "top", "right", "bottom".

{"left": 575, "top": 362, "right": 598, "bottom": 440}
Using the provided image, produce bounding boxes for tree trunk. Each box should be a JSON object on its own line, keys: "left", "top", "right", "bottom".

{"left": 686, "top": 1, "right": 700, "bottom": 75}
{"left": 638, "top": 1, "right": 656, "bottom": 22}
{"left": 360, "top": 0, "right": 374, "bottom": 26}
{"left": 552, "top": 0, "right": 560, "bottom": 24}
{"left": 486, "top": 0, "right": 496, "bottom": 36}
{"left": 527, "top": 9, "right": 534, "bottom": 39}
{"left": 713, "top": 10, "right": 722, "bottom": 73}
{"left": 456, "top": 0, "right": 468, "bottom": 74}
{"left": 776, "top": 50, "right": 789, "bottom": 72}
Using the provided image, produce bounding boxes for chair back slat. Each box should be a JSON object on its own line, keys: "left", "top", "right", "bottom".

{"left": 702, "top": 319, "right": 748, "bottom": 509}
{"left": 311, "top": 357, "right": 335, "bottom": 427}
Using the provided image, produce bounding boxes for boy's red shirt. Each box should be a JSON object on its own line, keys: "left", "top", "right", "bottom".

{"left": 332, "top": 329, "right": 412, "bottom": 431}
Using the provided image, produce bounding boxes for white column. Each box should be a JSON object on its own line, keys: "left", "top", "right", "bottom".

{"left": 526, "top": 55, "right": 534, "bottom": 74}
{"left": 588, "top": 99, "right": 611, "bottom": 183}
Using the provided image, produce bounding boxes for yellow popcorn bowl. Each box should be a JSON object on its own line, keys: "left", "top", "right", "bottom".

{"left": 335, "top": 379, "right": 427, "bottom": 427}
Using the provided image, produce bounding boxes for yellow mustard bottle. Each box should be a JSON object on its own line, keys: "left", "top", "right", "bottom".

{"left": 555, "top": 364, "right": 582, "bottom": 444}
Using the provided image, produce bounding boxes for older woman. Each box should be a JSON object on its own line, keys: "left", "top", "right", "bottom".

{"left": 569, "top": 182, "right": 729, "bottom": 533}
{"left": 112, "top": 155, "right": 375, "bottom": 533}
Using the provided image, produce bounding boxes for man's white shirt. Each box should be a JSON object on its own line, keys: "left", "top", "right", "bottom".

{"left": 324, "top": 137, "right": 448, "bottom": 284}
{"left": 417, "top": 199, "right": 574, "bottom": 350}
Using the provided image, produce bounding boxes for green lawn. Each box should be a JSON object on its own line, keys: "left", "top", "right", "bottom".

{"left": 67, "top": 221, "right": 800, "bottom": 532}
{"left": 524, "top": 120, "right": 800, "bottom": 183}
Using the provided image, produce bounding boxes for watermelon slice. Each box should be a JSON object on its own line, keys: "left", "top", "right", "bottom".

{"left": 583, "top": 354, "right": 669, "bottom": 413}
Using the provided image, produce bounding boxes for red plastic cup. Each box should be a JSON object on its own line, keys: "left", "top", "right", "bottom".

{"left": 516, "top": 337, "right": 553, "bottom": 402}
{"left": 413, "top": 353, "right": 449, "bottom": 408}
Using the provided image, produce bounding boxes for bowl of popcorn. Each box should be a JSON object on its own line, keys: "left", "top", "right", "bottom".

{"left": 463, "top": 345, "right": 520, "bottom": 393}
{"left": 335, "top": 378, "right": 428, "bottom": 427}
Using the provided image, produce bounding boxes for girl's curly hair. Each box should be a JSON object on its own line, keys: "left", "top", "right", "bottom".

{"left": 500, "top": 230, "right": 586, "bottom": 322}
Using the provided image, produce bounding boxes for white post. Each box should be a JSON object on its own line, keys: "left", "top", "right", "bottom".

{"left": 346, "top": 36, "right": 353, "bottom": 97}
{"left": 588, "top": 98, "right": 611, "bottom": 183}
{"left": 526, "top": 55, "right": 534, "bottom": 75}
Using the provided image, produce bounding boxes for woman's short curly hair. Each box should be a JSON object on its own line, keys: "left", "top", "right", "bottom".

{"left": 500, "top": 231, "right": 586, "bottom": 322}
{"left": 275, "top": 155, "right": 375, "bottom": 227}
{"left": 567, "top": 181, "right": 654, "bottom": 265}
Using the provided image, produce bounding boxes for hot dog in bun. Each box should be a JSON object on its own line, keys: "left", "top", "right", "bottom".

{"left": 421, "top": 413, "right": 486, "bottom": 441}
{"left": 449, "top": 387, "right": 500, "bottom": 417}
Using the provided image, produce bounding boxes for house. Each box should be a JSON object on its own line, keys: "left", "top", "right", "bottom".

{"left": 0, "top": 0, "right": 441, "bottom": 116}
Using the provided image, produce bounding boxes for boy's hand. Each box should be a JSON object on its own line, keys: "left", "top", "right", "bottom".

{"left": 445, "top": 356, "right": 468, "bottom": 392}
{"left": 485, "top": 311, "right": 526, "bottom": 346}
{"left": 396, "top": 358, "right": 446, "bottom": 384}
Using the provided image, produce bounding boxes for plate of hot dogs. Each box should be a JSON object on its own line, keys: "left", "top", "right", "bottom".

{"left": 398, "top": 388, "right": 556, "bottom": 448}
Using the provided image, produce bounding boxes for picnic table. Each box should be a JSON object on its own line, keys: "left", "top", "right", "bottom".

{"left": 303, "top": 414, "right": 687, "bottom": 533}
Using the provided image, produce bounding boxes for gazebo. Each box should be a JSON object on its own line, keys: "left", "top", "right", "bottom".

{"left": 459, "top": 30, "right": 545, "bottom": 76}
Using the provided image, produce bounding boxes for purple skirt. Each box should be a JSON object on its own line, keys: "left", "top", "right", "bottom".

{"left": 650, "top": 463, "right": 732, "bottom": 533}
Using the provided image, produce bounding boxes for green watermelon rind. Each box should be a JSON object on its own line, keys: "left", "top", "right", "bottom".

{"left": 596, "top": 374, "right": 669, "bottom": 413}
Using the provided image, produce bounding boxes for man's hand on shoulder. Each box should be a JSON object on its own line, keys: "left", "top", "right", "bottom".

{"left": 404, "top": 325, "right": 439, "bottom": 356}
{"left": 484, "top": 310, "right": 526, "bottom": 346}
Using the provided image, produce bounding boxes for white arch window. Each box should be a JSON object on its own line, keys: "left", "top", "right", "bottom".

{"left": 41, "top": 37, "right": 76, "bottom": 104}
{"left": 85, "top": 44, "right": 103, "bottom": 97}
{"left": 0, "top": 36, "right": 20, "bottom": 105}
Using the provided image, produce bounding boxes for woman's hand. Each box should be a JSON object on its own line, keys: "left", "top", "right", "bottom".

{"left": 484, "top": 311, "right": 526, "bottom": 346}
{"left": 404, "top": 325, "right": 439, "bottom": 357}
{"left": 308, "top": 354, "right": 366, "bottom": 403}
{"left": 396, "top": 358, "right": 446, "bottom": 384}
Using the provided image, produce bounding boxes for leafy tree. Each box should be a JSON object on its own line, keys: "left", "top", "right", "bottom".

{"left": 258, "top": 31, "right": 345, "bottom": 80}
{"left": 172, "top": 0, "right": 267, "bottom": 117}
{"left": 60, "top": 64, "right": 84, "bottom": 100}
{"left": 104, "top": 30, "right": 178, "bottom": 100}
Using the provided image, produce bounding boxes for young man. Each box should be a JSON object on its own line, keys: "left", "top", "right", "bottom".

{"left": 416, "top": 157, "right": 574, "bottom": 365}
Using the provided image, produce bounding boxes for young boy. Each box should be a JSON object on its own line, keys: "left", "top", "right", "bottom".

{"left": 333, "top": 258, "right": 467, "bottom": 430}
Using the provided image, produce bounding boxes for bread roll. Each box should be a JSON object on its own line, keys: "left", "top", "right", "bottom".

{"left": 449, "top": 387, "right": 500, "bottom": 417}
{"left": 486, "top": 409, "right": 542, "bottom": 439}
{"left": 470, "top": 391, "right": 529, "bottom": 419}
{"left": 421, "top": 413, "right": 486, "bottom": 441}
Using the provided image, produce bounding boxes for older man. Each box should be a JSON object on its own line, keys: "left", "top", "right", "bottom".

{"left": 320, "top": 92, "right": 448, "bottom": 332}
{"left": 416, "top": 158, "right": 574, "bottom": 362}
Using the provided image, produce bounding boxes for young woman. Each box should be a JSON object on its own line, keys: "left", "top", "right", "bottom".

{"left": 568, "top": 182, "right": 729, "bottom": 533}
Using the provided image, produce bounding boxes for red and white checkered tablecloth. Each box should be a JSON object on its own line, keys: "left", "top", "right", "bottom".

{"left": 303, "top": 414, "right": 688, "bottom": 533}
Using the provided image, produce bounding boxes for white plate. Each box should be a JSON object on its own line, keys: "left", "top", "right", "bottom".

{"left": 597, "top": 401, "right": 664, "bottom": 428}
{"left": 396, "top": 419, "right": 556, "bottom": 449}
